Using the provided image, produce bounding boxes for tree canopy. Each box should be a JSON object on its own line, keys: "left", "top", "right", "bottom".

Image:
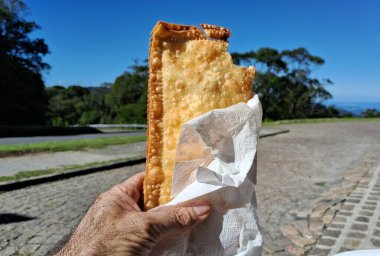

{"left": 361, "top": 109, "right": 380, "bottom": 118}
{"left": 232, "top": 47, "right": 337, "bottom": 120}
{"left": 1, "top": 1, "right": 340, "bottom": 126}
{"left": 105, "top": 63, "right": 148, "bottom": 124}
{"left": 46, "top": 64, "right": 149, "bottom": 125}
{"left": 0, "top": 0, "right": 50, "bottom": 125}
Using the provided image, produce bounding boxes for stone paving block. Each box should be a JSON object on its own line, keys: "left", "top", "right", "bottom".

{"left": 292, "top": 220, "right": 314, "bottom": 240}
{"left": 373, "top": 229, "right": 380, "bottom": 237}
{"left": 1, "top": 244, "right": 19, "bottom": 256}
{"left": 285, "top": 245, "right": 305, "bottom": 256}
{"left": 261, "top": 236, "right": 282, "bottom": 255}
{"left": 295, "top": 209, "right": 311, "bottom": 220}
{"left": 309, "top": 218, "right": 325, "bottom": 233}
{"left": 371, "top": 239, "right": 380, "bottom": 247}
{"left": 355, "top": 216, "right": 370, "bottom": 223}
{"left": 338, "top": 211, "right": 353, "bottom": 217}
{"left": 308, "top": 246, "right": 331, "bottom": 256}
{"left": 28, "top": 235, "right": 48, "bottom": 245}
{"left": 351, "top": 223, "right": 368, "bottom": 231}
{"left": 34, "top": 244, "right": 51, "bottom": 256}
{"left": 359, "top": 210, "right": 374, "bottom": 216}
{"left": 362, "top": 205, "right": 376, "bottom": 211}
{"left": 288, "top": 235, "right": 314, "bottom": 247}
{"left": 333, "top": 216, "right": 347, "bottom": 223}
{"left": 323, "top": 229, "right": 341, "bottom": 238}
{"left": 318, "top": 238, "right": 336, "bottom": 246}
{"left": 343, "top": 238, "right": 362, "bottom": 249}
{"left": 341, "top": 204, "right": 355, "bottom": 211}
{"left": 364, "top": 201, "right": 377, "bottom": 205}
{"left": 281, "top": 225, "right": 300, "bottom": 237}
{"left": 0, "top": 238, "right": 8, "bottom": 249}
{"left": 310, "top": 204, "right": 329, "bottom": 218}
{"left": 338, "top": 247, "right": 351, "bottom": 253}
{"left": 18, "top": 243, "right": 41, "bottom": 255}
{"left": 347, "top": 232, "right": 366, "bottom": 239}
{"left": 329, "top": 223, "right": 345, "bottom": 229}
{"left": 346, "top": 198, "right": 361, "bottom": 203}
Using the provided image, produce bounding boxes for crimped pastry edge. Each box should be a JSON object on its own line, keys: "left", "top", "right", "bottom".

{"left": 144, "top": 21, "right": 238, "bottom": 210}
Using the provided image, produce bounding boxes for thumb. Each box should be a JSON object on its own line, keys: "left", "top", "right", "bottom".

{"left": 146, "top": 200, "right": 211, "bottom": 237}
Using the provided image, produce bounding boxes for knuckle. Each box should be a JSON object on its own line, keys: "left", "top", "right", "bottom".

{"left": 170, "top": 208, "right": 196, "bottom": 227}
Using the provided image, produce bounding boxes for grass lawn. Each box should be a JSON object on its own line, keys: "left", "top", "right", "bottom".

{"left": 262, "top": 117, "right": 380, "bottom": 126}
{"left": 0, "top": 135, "right": 146, "bottom": 157}
{"left": 0, "top": 156, "right": 143, "bottom": 182}
{"left": 1, "top": 117, "right": 378, "bottom": 156}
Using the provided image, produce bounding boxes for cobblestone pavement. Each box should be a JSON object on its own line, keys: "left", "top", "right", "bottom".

{"left": 0, "top": 164, "right": 145, "bottom": 255}
{"left": 1, "top": 122, "right": 380, "bottom": 255}
{"left": 310, "top": 162, "right": 380, "bottom": 255}
{"left": 256, "top": 122, "right": 380, "bottom": 255}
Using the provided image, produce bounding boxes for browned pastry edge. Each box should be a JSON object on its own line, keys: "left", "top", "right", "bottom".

{"left": 151, "top": 21, "right": 206, "bottom": 41}
{"left": 144, "top": 21, "right": 233, "bottom": 210}
{"left": 200, "top": 23, "right": 231, "bottom": 41}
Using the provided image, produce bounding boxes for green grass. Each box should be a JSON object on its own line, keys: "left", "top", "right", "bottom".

{"left": 0, "top": 156, "right": 143, "bottom": 183}
{"left": 0, "top": 169, "right": 56, "bottom": 182}
{"left": 262, "top": 117, "right": 380, "bottom": 126}
{"left": 0, "top": 135, "right": 146, "bottom": 157}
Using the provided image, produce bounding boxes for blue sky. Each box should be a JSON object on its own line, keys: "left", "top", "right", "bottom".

{"left": 25, "top": 0, "right": 380, "bottom": 102}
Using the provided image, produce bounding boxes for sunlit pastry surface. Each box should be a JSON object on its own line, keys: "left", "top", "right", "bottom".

{"left": 144, "top": 21, "right": 255, "bottom": 210}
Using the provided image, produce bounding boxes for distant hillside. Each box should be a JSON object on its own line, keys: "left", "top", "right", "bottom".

{"left": 85, "top": 86, "right": 111, "bottom": 92}
{"left": 326, "top": 101, "right": 380, "bottom": 116}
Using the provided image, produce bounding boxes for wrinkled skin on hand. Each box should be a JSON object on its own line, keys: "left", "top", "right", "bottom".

{"left": 56, "top": 172, "right": 211, "bottom": 256}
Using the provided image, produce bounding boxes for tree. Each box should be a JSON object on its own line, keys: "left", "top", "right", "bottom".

{"left": 105, "top": 62, "right": 148, "bottom": 123}
{"left": 0, "top": 0, "right": 50, "bottom": 125}
{"left": 46, "top": 84, "right": 114, "bottom": 126}
{"left": 46, "top": 85, "right": 91, "bottom": 126}
{"left": 361, "top": 109, "right": 380, "bottom": 118}
{"left": 79, "top": 85, "right": 112, "bottom": 124}
{"left": 232, "top": 47, "right": 337, "bottom": 120}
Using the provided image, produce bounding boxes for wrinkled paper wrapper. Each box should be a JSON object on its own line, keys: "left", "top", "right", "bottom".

{"left": 152, "top": 95, "right": 263, "bottom": 256}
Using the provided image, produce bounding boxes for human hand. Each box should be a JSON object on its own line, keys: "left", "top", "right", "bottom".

{"left": 56, "top": 172, "right": 211, "bottom": 255}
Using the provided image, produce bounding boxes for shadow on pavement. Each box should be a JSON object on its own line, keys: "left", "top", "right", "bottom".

{"left": 0, "top": 213, "right": 35, "bottom": 224}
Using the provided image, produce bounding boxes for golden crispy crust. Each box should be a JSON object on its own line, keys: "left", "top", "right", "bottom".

{"left": 200, "top": 23, "right": 231, "bottom": 41}
{"left": 144, "top": 21, "right": 255, "bottom": 210}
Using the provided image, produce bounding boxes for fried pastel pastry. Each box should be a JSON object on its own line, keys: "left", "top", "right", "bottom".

{"left": 144, "top": 21, "right": 255, "bottom": 210}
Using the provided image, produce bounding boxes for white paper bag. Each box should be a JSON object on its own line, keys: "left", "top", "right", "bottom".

{"left": 151, "top": 95, "right": 263, "bottom": 256}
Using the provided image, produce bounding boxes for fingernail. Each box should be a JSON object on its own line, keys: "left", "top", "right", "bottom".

{"left": 192, "top": 204, "right": 211, "bottom": 217}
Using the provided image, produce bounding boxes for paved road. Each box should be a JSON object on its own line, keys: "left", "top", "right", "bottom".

{"left": 0, "top": 128, "right": 286, "bottom": 177}
{"left": 1, "top": 122, "right": 380, "bottom": 255}
{"left": 0, "top": 127, "right": 284, "bottom": 146}
{"left": 0, "top": 131, "right": 145, "bottom": 145}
